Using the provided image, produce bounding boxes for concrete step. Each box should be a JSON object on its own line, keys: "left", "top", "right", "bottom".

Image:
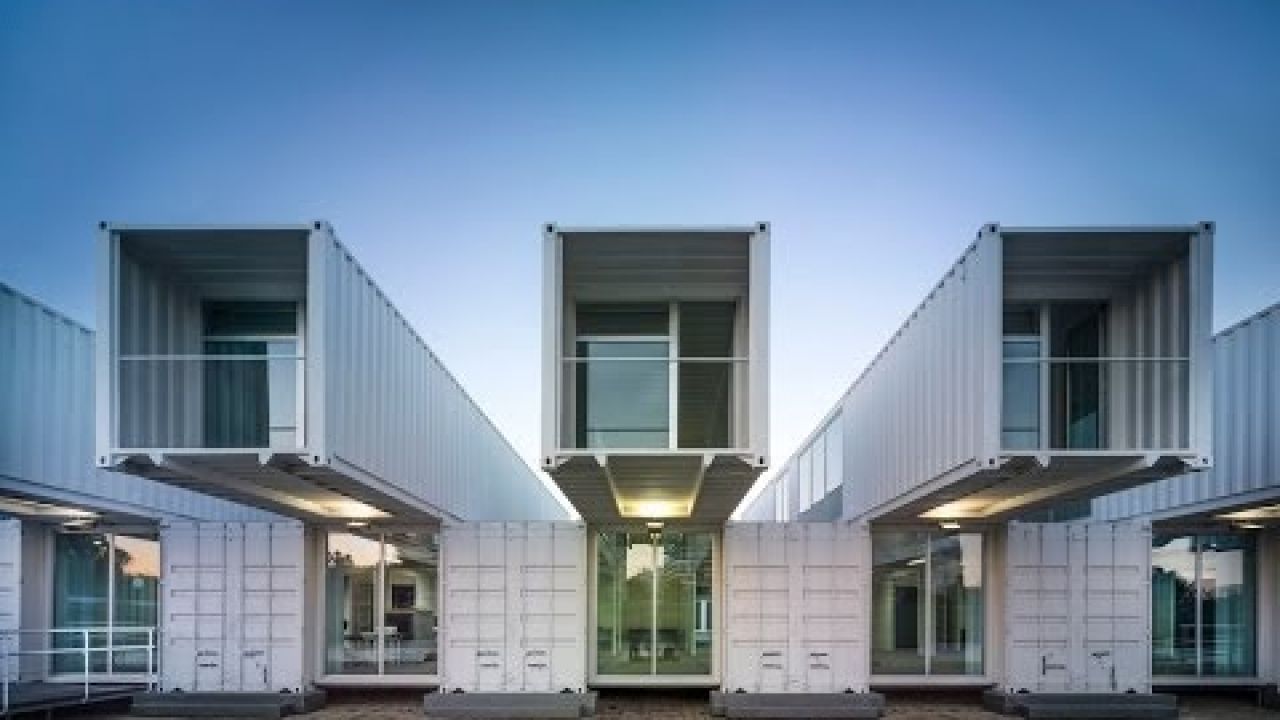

{"left": 712, "top": 691, "right": 886, "bottom": 719}
{"left": 983, "top": 691, "right": 1178, "bottom": 719}
{"left": 132, "top": 690, "right": 326, "bottom": 717}
{"left": 423, "top": 691, "right": 598, "bottom": 718}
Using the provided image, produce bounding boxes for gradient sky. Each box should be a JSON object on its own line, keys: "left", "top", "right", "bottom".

{"left": 2, "top": 1, "right": 1278, "bottom": 510}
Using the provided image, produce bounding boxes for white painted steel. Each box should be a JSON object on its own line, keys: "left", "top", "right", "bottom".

{"left": 1094, "top": 302, "right": 1278, "bottom": 521}
{"left": 1003, "top": 521, "right": 1151, "bottom": 694}
{"left": 0, "top": 520, "right": 18, "bottom": 680}
{"left": 0, "top": 283, "right": 272, "bottom": 522}
{"left": 722, "top": 522, "right": 870, "bottom": 693}
{"left": 739, "top": 224, "right": 1214, "bottom": 523}
{"left": 160, "top": 522, "right": 305, "bottom": 692}
{"left": 439, "top": 522, "right": 586, "bottom": 693}
{"left": 95, "top": 225, "right": 564, "bottom": 523}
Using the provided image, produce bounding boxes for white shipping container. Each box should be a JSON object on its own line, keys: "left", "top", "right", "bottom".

{"left": 0, "top": 283, "right": 273, "bottom": 523}
{"left": 0, "top": 519, "right": 19, "bottom": 679}
{"left": 98, "top": 226, "right": 565, "bottom": 524}
{"left": 160, "top": 522, "right": 305, "bottom": 692}
{"left": 740, "top": 224, "right": 1213, "bottom": 524}
{"left": 1093, "top": 302, "right": 1280, "bottom": 521}
{"left": 439, "top": 522, "right": 586, "bottom": 693}
{"left": 723, "top": 522, "right": 870, "bottom": 693}
{"left": 1003, "top": 521, "right": 1151, "bottom": 694}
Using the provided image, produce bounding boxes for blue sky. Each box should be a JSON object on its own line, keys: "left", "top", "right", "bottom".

{"left": 2, "top": 1, "right": 1278, "bottom": 489}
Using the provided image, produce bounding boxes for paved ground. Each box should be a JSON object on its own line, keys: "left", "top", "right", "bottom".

{"left": 73, "top": 688, "right": 1280, "bottom": 719}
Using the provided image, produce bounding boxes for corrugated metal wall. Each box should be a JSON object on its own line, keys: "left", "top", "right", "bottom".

{"left": 1094, "top": 303, "right": 1279, "bottom": 520}
{"left": 1106, "top": 254, "right": 1192, "bottom": 451}
{"left": 740, "top": 230, "right": 1001, "bottom": 523}
{"left": 115, "top": 248, "right": 204, "bottom": 449}
{"left": 314, "top": 229, "right": 566, "bottom": 522}
{"left": 161, "top": 522, "right": 306, "bottom": 692}
{"left": 1004, "top": 521, "right": 1151, "bottom": 694}
{"left": 723, "top": 523, "right": 870, "bottom": 693}
{"left": 439, "top": 522, "right": 586, "bottom": 692}
{"left": 844, "top": 232, "right": 1002, "bottom": 519}
{"left": 0, "top": 283, "right": 273, "bottom": 521}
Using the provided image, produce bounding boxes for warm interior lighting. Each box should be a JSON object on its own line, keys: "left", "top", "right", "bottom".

{"left": 920, "top": 499, "right": 989, "bottom": 519}
{"left": 619, "top": 499, "right": 690, "bottom": 519}
{"left": 939, "top": 521, "right": 961, "bottom": 530}
{"left": 346, "top": 520, "right": 369, "bottom": 528}
{"left": 317, "top": 498, "right": 391, "bottom": 520}
{"left": 1219, "top": 505, "right": 1280, "bottom": 521}
{"left": 907, "top": 558, "right": 925, "bottom": 566}
{"left": 1237, "top": 523, "right": 1264, "bottom": 530}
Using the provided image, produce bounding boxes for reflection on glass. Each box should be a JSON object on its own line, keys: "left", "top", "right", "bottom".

{"left": 112, "top": 535, "right": 159, "bottom": 673}
{"left": 1151, "top": 535, "right": 1197, "bottom": 675}
{"left": 930, "top": 534, "right": 983, "bottom": 675}
{"left": 383, "top": 533, "right": 438, "bottom": 675}
{"left": 596, "top": 532, "right": 655, "bottom": 675}
{"left": 595, "top": 531, "right": 714, "bottom": 676}
{"left": 576, "top": 341, "right": 670, "bottom": 448}
{"left": 53, "top": 533, "right": 111, "bottom": 673}
{"left": 1002, "top": 340, "right": 1041, "bottom": 449}
{"left": 656, "top": 532, "right": 713, "bottom": 675}
{"left": 872, "top": 531, "right": 984, "bottom": 676}
{"left": 871, "top": 532, "right": 927, "bottom": 675}
{"left": 1151, "top": 534, "right": 1256, "bottom": 677}
{"left": 325, "top": 533, "right": 380, "bottom": 674}
{"left": 1200, "top": 535, "right": 1255, "bottom": 677}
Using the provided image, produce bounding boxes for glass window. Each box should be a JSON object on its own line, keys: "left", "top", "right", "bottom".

{"left": 577, "top": 303, "right": 669, "bottom": 336}
{"left": 1002, "top": 339, "right": 1042, "bottom": 449}
{"left": 1152, "top": 533, "right": 1255, "bottom": 677}
{"left": 677, "top": 302, "right": 736, "bottom": 450}
{"left": 112, "top": 535, "right": 160, "bottom": 673}
{"left": 52, "top": 532, "right": 158, "bottom": 675}
{"left": 325, "top": 532, "right": 382, "bottom": 675}
{"left": 798, "top": 451, "right": 812, "bottom": 511}
{"left": 825, "top": 416, "right": 843, "bottom": 494}
{"left": 383, "top": 533, "right": 438, "bottom": 675}
{"left": 203, "top": 300, "right": 301, "bottom": 449}
{"left": 1003, "top": 305, "right": 1040, "bottom": 335}
{"left": 872, "top": 531, "right": 984, "bottom": 676}
{"left": 811, "top": 435, "right": 827, "bottom": 506}
{"left": 595, "top": 530, "right": 715, "bottom": 677}
{"left": 575, "top": 341, "right": 670, "bottom": 449}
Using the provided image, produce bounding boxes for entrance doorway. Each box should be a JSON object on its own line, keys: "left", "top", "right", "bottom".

{"left": 593, "top": 529, "right": 715, "bottom": 680}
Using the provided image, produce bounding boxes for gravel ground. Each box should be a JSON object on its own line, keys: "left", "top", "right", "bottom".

{"left": 73, "top": 688, "right": 1278, "bottom": 720}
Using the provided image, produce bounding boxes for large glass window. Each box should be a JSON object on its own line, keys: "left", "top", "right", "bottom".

{"left": 576, "top": 341, "right": 670, "bottom": 448}
{"left": 595, "top": 530, "right": 714, "bottom": 677}
{"left": 872, "top": 531, "right": 983, "bottom": 676}
{"left": 52, "top": 532, "right": 158, "bottom": 675}
{"left": 202, "top": 301, "right": 300, "bottom": 449}
{"left": 325, "top": 532, "right": 438, "bottom": 677}
{"left": 1002, "top": 340, "right": 1042, "bottom": 450}
{"left": 1152, "top": 533, "right": 1255, "bottom": 677}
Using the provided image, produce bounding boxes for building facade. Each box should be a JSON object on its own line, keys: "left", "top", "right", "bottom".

{"left": 0, "top": 282, "right": 278, "bottom": 690}
{"left": 1092, "top": 302, "right": 1279, "bottom": 691}
{"left": 7, "top": 217, "right": 1275, "bottom": 716}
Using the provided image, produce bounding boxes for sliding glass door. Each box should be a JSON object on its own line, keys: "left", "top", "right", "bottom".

{"left": 52, "top": 532, "right": 159, "bottom": 675}
{"left": 324, "top": 531, "right": 439, "bottom": 678}
{"left": 595, "top": 530, "right": 715, "bottom": 678}
{"left": 1152, "top": 533, "right": 1255, "bottom": 677}
{"left": 871, "top": 530, "right": 984, "bottom": 676}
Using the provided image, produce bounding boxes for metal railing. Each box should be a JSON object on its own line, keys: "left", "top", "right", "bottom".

{"left": 558, "top": 356, "right": 749, "bottom": 451}
{"left": 0, "top": 627, "right": 157, "bottom": 713}
{"left": 1000, "top": 356, "right": 1191, "bottom": 452}
{"left": 115, "top": 353, "right": 304, "bottom": 450}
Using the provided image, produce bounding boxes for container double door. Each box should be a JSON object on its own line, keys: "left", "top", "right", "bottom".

{"left": 160, "top": 522, "right": 305, "bottom": 693}
{"left": 593, "top": 529, "right": 716, "bottom": 681}
{"left": 1004, "top": 521, "right": 1151, "bottom": 694}
{"left": 440, "top": 523, "right": 586, "bottom": 693}
{"left": 722, "top": 522, "right": 870, "bottom": 693}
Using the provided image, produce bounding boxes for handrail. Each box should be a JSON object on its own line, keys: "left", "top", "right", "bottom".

{"left": 0, "top": 627, "right": 157, "bottom": 714}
